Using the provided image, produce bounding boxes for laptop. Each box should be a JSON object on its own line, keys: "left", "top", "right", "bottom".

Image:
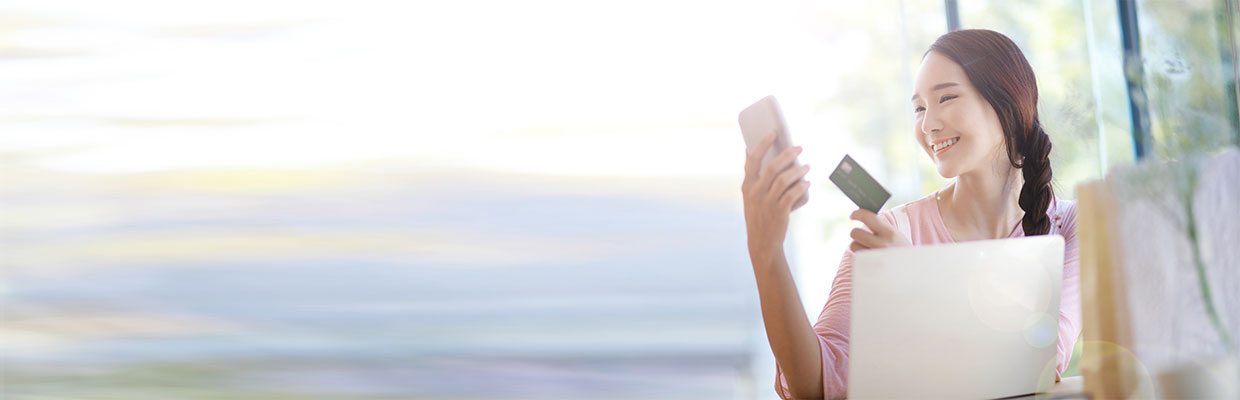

{"left": 848, "top": 235, "right": 1065, "bottom": 399}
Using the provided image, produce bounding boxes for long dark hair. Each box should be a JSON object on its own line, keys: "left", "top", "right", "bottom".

{"left": 928, "top": 29, "right": 1054, "bottom": 236}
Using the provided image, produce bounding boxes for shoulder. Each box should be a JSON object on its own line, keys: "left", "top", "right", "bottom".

{"left": 882, "top": 192, "right": 937, "bottom": 221}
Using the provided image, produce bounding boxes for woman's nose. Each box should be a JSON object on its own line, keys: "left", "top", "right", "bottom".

{"left": 920, "top": 112, "right": 943, "bottom": 135}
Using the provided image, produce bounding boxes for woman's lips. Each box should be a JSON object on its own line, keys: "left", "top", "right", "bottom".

{"left": 933, "top": 137, "right": 960, "bottom": 157}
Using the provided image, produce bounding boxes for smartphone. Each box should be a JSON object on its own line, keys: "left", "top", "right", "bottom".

{"left": 738, "top": 95, "right": 808, "bottom": 209}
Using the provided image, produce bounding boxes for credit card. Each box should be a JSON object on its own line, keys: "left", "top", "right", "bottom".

{"left": 829, "top": 154, "right": 890, "bottom": 213}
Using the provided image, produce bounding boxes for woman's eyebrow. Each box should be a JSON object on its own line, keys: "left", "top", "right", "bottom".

{"left": 910, "top": 82, "right": 962, "bottom": 101}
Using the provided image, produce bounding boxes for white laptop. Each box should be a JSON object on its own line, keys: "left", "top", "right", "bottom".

{"left": 848, "top": 235, "right": 1065, "bottom": 399}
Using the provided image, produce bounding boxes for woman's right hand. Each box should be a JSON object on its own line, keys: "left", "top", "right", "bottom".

{"left": 742, "top": 131, "right": 811, "bottom": 264}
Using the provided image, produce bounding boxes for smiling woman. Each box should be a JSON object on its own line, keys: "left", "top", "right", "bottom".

{"left": 921, "top": 29, "right": 1057, "bottom": 238}
{"left": 743, "top": 29, "right": 1083, "bottom": 399}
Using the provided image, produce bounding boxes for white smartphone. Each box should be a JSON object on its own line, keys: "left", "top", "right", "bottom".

{"left": 738, "top": 95, "right": 808, "bottom": 209}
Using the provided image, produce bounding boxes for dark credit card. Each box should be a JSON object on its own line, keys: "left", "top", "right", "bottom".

{"left": 829, "top": 154, "right": 890, "bottom": 213}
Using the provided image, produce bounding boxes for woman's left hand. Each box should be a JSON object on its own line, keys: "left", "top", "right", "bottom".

{"left": 848, "top": 209, "right": 911, "bottom": 252}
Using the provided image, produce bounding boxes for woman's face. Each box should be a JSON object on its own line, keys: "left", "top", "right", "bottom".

{"left": 911, "top": 51, "right": 1007, "bottom": 179}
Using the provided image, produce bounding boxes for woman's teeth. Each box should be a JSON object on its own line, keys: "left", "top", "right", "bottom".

{"left": 933, "top": 137, "right": 959, "bottom": 153}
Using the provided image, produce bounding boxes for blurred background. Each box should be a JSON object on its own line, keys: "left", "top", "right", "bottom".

{"left": 1, "top": 0, "right": 1237, "bottom": 399}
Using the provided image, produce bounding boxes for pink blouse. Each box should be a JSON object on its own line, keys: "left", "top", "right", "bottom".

{"left": 775, "top": 192, "right": 1082, "bottom": 399}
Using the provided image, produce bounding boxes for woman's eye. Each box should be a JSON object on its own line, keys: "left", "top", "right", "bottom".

{"left": 914, "top": 106, "right": 925, "bottom": 113}
{"left": 939, "top": 95, "right": 957, "bottom": 103}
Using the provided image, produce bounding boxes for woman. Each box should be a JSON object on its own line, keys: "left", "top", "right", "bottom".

{"left": 741, "top": 29, "right": 1081, "bottom": 399}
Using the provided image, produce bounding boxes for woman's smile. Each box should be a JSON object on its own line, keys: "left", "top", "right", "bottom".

{"left": 932, "top": 136, "right": 960, "bottom": 156}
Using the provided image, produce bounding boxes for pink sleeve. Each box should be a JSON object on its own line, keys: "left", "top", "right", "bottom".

{"left": 1054, "top": 203, "right": 1083, "bottom": 380}
{"left": 773, "top": 212, "right": 899, "bottom": 400}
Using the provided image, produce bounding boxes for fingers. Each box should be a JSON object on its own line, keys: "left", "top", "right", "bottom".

{"left": 767, "top": 164, "right": 810, "bottom": 200}
{"left": 758, "top": 145, "right": 803, "bottom": 191}
{"left": 778, "top": 180, "right": 810, "bottom": 211}
{"left": 849, "top": 241, "right": 866, "bottom": 252}
{"left": 744, "top": 131, "right": 778, "bottom": 181}
{"left": 849, "top": 227, "right": 883, "bottom": 249}
{"left": 849, "top": 209, "right": 893, "bottom": 237}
